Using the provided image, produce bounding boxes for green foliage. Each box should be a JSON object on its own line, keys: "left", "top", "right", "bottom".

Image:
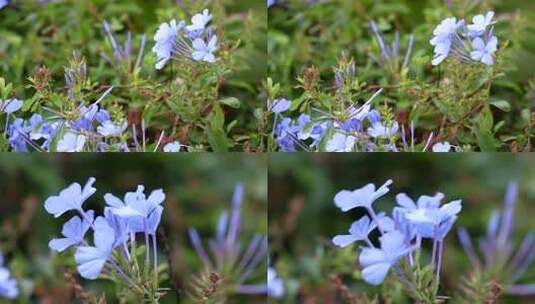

{"left": 268, "top": 0, "right": 535, "bottom": 151}
{"left": 0, "top": 0, "right": 266, "bottom": 151}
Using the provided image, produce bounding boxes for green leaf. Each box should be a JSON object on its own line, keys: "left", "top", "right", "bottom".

{"left": 489, "top": 99, "right": 511, "bottom": 112}
{"left": 219, "top": 97, "right": 241, "bottom": 109}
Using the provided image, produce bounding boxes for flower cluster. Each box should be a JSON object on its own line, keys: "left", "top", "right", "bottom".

{"left": 271, "top": 89, "right": 404, "bottom": 152}
{"left": 332, "top": 180, "right": 462, "bottom": 293}
{"left": 45, "top": 178, "right": 167, "bottom": 300}
{"left": 3, "top": 78, "right": 182, "bottom": 153}
{"left": 457, "top": 181, "right": 535, "bottom": 296}
{"left": 0, "top": 251, "right": 18, "bottom": 299}
{"left": 188, "top": 183, "right": 267, "bottom": 298}
{"left": 430, "top": 11, "right": 498, "bottom": 66}
{"left": 152, "top": 9, "right": 218, "bottom": 70}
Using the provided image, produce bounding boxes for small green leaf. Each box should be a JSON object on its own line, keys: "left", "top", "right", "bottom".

{"left": 219, "top": 97, "right": 241, "bottom": 109}
{"left": 490, "top": 99, "right": 510, "bottom": 112}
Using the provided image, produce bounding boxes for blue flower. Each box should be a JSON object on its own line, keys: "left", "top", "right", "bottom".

{"left": 0, "top": 0, "right": 7, "bottom": 10}
{"left": 0, "top": 252, "right": 17, "bottom": 299}
{"left": 404, "top": 199, "right": 462, "bottom": 239}
{"left": 326, "top": 133, "right": 356, "bottom": 152}
{"left": 94, "top": 108, "right": 110, "bottom": 124}
{"left": 0, "top": 99, "right": 22, "bottom": 114}
{"left": 103, "top": 209, "right": 129, "bottom": 248}
{"left": 467, "top": 11, "right": 495, "bottom": 34}
{"left": 394, "top": 192, "right": 444, "bottom": 214}
{"left": 430, "top": 17, "right": 464, "bottom": 65}
{"left": 334, "top": 179, "right": 393, "bottom": 211}
{"left": 470, "top": 36, "right": 498, "bottom": 66}
{"left": 49, "top": 211, "right": 95, "bottom": 252}
{"left": 267, "top": 0, "right": 276, "bottom": 8}
{"left": 192, "top": 35, "right": 217, "bottom": 63}
{"left": 163, "top": 141, "right": 181, "bottom": 152}
{"left": 339, "top": 118, "right": 362, "bottom": 133}
{"left": 44, "top": 177, "right": 96, "bottom": 218}
{"left": 152, "top": 20, "right": 184, "bottom": 70}
{"left": 359, "top": 230, "right": 413, "bottom": 285}
{"left": 74, "top": 217, "right": 115, "bottom": 280}
{"left": 269, "top": 98, "right": 291, "bottom": 114}
{"left": 368, "top": 121, "right": 399, "bottom": 139}
{"left": 97, "top": 120, "right": 127, "bottom": 137}
{"left": 104, "top": 185, "right": 165, "bottom": 234}
{"left": 332, "top": 216, "right": 376, "bottom": 247}
{"left": 432, "top": 141, "right": 451, "bottom": 152}
{"left": 57, "top": 132, "right": 86, "bottom": 152}
{"left": 267, "top": 267, "right": 284, "bottom": 298}
{"left": 186, "top": 9, "right": 212, "bottom": 32}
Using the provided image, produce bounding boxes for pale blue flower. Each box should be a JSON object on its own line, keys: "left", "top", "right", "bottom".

{"left": 103, "top": 209, "right": 129, "bottom": 248}
{"left": 0, "top": 0, "right": 7, "bottom": 10}
{"left": 267, "top": 267, "right": 284, "bottom": 298}
{"left": 97, "top": 120, "right": 127, "bottom": 137}
{"left": 0, "top": 252, "right": 17, "bottom": 299}
{"left": 334, "top": 179, "right": 393, "bottom": 211}
{"left": 186, "top": 9, "right": 212, "bottom": 32}
{"left": 470, "top": 36, "right": 498, "bottom": 66}
{"left": 44, "top": 177, "right": 96, "bottom": 218}
{"left": 332, "top": 216, "right": 376, "bottom": 247}
{"left": 49, "top": 211, "right": 95, "bottom": 252}
{"left": 0, "top": 99, "right": 22, "bottom": 114}
{"left": 267, "top": 0, "right": 276, "bottom": 8}
{"left": 432, "top": 141, "right": 451, "bottom": 152}
{"left": 430, "top": 17, "right": 464, "bottom": 65}
{"left": 163, "top": 141, "right": 181, "bottom": 152}
{"left": 104, "top": 186, "right": 165, "bottom": 234}
{"left": 395, "top": 192, "right": 445, "bottom": 213}
{"left": 368, "top": 121, "right": 399, "bottom": 138}
{"left": 192, "top": 35, "right": 217, "bottom": 63}
{"left": 326, "top": 133, "right": 356, "bottom": 152}
{"left": 405, "top": 200, "right": 462, "bottom": 239}
{"left": 269, "top": 98, "right": 291, "bottom": 114}
{"left": 57, "top": 132, "right": 86, "bottom": 152}
{"left": 359, "top": 230, "right": 412, "bottom": 285}
{"left": 74, "top": 217, "right": 115, "bottom": 280}
{"left": 152, "top": 20, "right": 184, "bottom": 70}
{"left": 467, "top": 11, "right": 495, "bottom": 33}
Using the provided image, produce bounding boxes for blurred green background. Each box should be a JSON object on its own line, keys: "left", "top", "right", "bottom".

{"left": 0, "top": 153, "right": 267, "bottom": 303}
{"left": 269, "top": 153, "right": 535, "bottom": 303}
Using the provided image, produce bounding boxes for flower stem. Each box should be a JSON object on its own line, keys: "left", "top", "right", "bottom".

{"left": 152, "top": 233, "right": 158, "bottom": 291}
{"left": 366, "top": 206, "right": 384, "bottom": 234}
